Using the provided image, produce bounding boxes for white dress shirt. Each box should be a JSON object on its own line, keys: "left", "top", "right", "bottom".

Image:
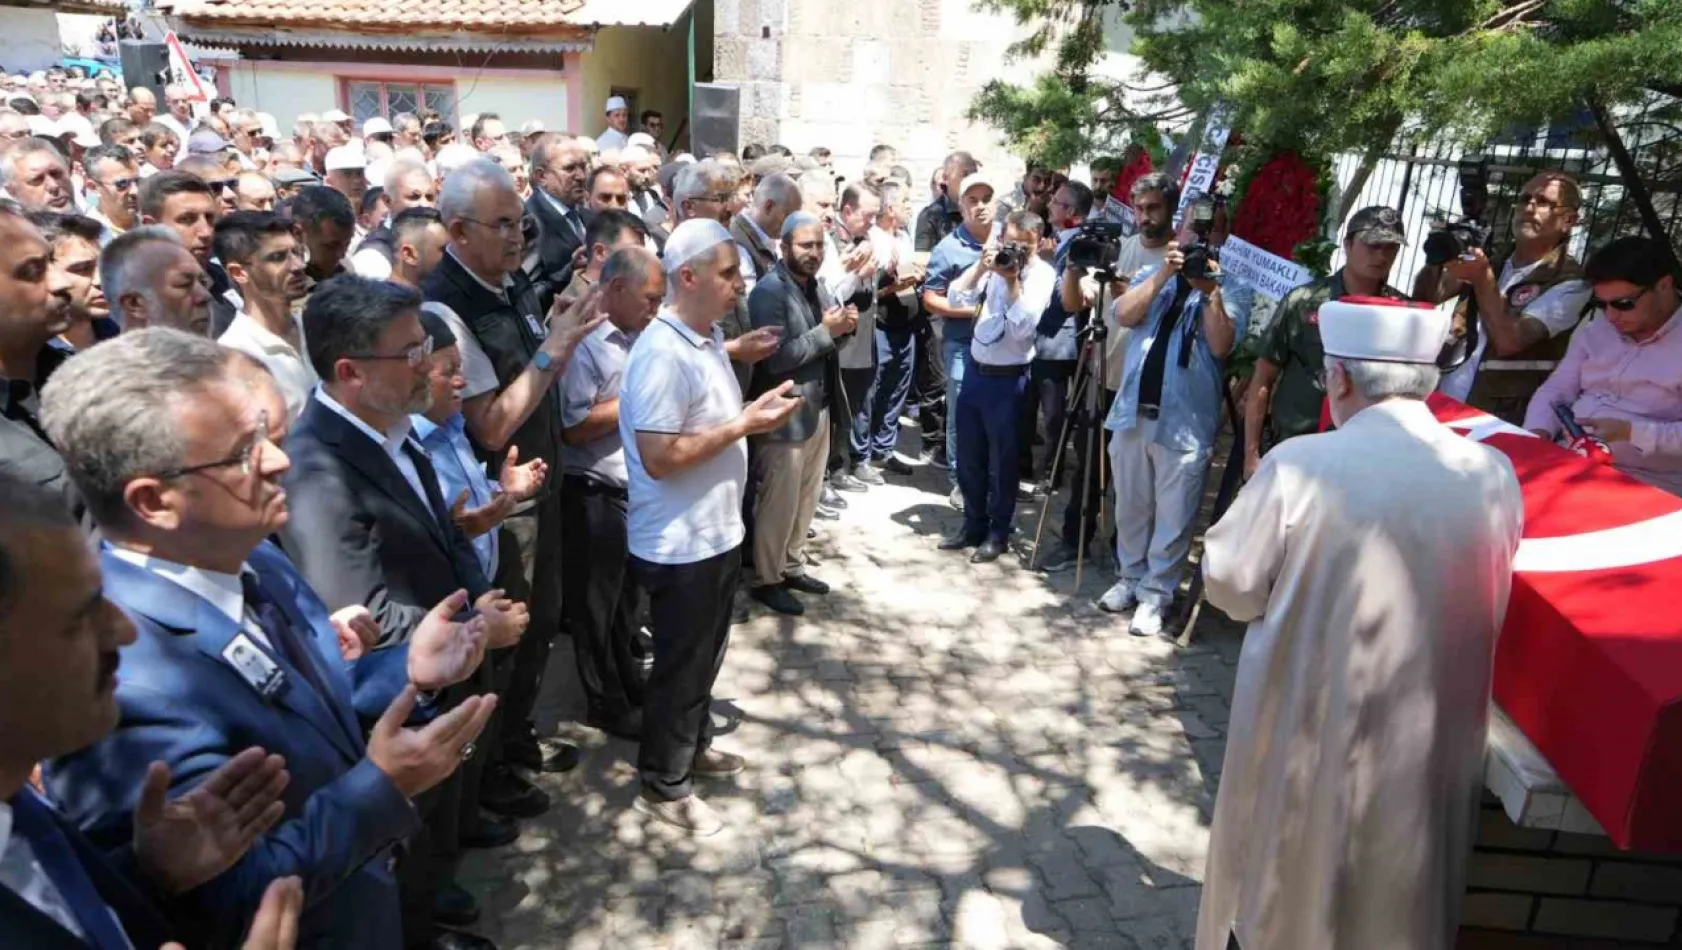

{"left": 105, "top": 546, "right": 262, "bottom": 646}
{"left": 969, "top": 256, "right": 1057, "bottom": 367}
{"left": 595, "top": 127, "right": 630, "bottom": 152}
{"left": 218, "top": 310, "right": 318, "bottom": 421}
{"left": 313, "top": 387, "right": 434, "bottom": 515}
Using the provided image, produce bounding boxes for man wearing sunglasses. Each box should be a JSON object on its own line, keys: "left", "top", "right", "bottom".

{"left": 1439, "top": 170, "right": 1594, "bottom": 424}
{"left": 1526, "top": 236, "right": 1682, "bottom": 496}
{"left": 82, "top": 141, "right": 139, "bottom": 243}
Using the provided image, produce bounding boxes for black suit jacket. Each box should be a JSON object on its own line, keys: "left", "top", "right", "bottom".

{"left": 524, "top": 190, "right": 594, "bottom": 308}
{"left": 1, "top": 796, "right": 171, "bottom": 950}
{"left": 279, "top": 394, "right": 491, "bottom": 645}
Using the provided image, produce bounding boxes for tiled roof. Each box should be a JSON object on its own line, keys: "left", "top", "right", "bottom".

{"left": 163, "top": 0, "right": 590, "bottom": 32}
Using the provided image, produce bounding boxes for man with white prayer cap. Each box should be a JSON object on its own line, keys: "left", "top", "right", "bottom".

{"left": 1193, "top": 297, "right": 1525, "bottom": 950}
{"left": 618, "top": 217, "right": 802, "bottom": 835}
{"left": 597, "top": 95, "right": 632, "bottom": 152}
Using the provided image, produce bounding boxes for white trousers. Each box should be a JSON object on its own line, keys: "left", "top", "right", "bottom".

{"left": 1109, "top": 419, "right": 1212, "bottom": 607}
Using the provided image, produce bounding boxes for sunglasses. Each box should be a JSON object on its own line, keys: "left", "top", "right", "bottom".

{"left": 207, "top": 178, "right": 238, "bottom": 192}
{"left": 1593, "top": 285, "right": 1653, "bottom": 313}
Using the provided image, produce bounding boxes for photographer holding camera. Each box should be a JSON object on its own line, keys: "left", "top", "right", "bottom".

{"left": 937, "top": 208, "right": 1057, "bottom": 563}
{"left": 1098, "top": 212, "right": 1253, "bottom": 637}
{"left": 1430, "top": 171, "right": 1593, "bottom": 425}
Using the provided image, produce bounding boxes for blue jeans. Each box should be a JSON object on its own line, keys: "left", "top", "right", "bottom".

{"left": 866, "top": 326, "right": 916, "bottom": 460}
{"left": 956, "top": 368, "right": 1027, "bottom": 543}
{"left": 942, "top": 333, "right": 971, "bottom": 485}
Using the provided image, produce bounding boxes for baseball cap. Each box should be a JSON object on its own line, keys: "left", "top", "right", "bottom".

{"left": 322, "top": 108, "right": 351, "bottom": 123}
{"left": 957, "top": 173, "right": 997, "bottom": 199}
{"left": 520, "top": 119, "right": 546, "bottom": 137}
{"left": 24, "top": 114, "right": 58, "bottom": 138}
{"left": 362, "top": 116, "right": 393, "bottom": 137}
{"left": 272, "top": 167, "right": 320, "bottom": 186}
{"left": 187, "top": 129, "right": 232, "bottom": 155}
{"left": 1345, "top": 205, "right": 1407, "bottom": 245}
{"left": 324, "top": 145, "right": 366, "bottom": 172}
{"left": 56, "top": 114, "right": 100, "bottom": 148}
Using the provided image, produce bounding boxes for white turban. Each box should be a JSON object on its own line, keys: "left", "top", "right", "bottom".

{"left": 662, "top": 219, "right": 734, "bottom": 274}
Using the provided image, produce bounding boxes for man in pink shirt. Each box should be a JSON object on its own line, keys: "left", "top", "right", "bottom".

{"left": 1526, "top": 236, "right": 1682, "bottom": 496}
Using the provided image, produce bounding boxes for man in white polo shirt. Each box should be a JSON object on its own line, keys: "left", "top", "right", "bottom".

{"left": 620, "top": 218, "right": 801, "bottom": 835}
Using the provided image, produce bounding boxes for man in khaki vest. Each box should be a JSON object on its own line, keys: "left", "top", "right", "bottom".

{"left": 1433, "top": 170, "right": 1594, "bottom": 423}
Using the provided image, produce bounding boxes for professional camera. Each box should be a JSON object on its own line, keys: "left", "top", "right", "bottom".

{"left": 1066, "top": 220, "right": 1127, "bottom": 275}
{"left": 1181, "top": 197, "right": 1220, "bottom": 281}
{"left": 993, "top": 242, "right": 1028, "bottom": 271}
{"left": 1422, "top": 217, "right": 1493, "bottom": 267}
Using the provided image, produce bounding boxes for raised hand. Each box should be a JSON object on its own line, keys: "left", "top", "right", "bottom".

{"left": 407, "top": 590, "right": 489, "bottom": 691}
{"left": 820, "top": 305, "right": 854, "bottom": 335}
{"left": 498, "top": 444, "right": 548, "bottom": 502}
{"left": 474, "top": 588, "right": 530, "bottom": 650}
{"left": 449, "top": 487, "right": 515, "bottom": 539}
{"left": 728, "top": 326, "right": 783, "bottom": 365}
{"left": 541, "top": 283, "right": 607, "bottom": 361}
{"left": 366, "top": 686, "right": 498, "bottom": 799}
{"left": 740, "top": 380, "right": 803, "bottom": 435}
{"left": 329, "top": 605, "right": 380, "bottom": 660}
{"left": 134, "top": 748, "right": 289, "bottom": 895}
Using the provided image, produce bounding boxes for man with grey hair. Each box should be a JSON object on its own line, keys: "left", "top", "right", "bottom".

{"left": 39, "top": 327, "right": 499, "bottom": 950}
{"left": 391, "top": 111, "right": 422, "bottom": 152}
{"left": 729, "top": 171, "right": 801, "bottom": 293}
{"left": 425, "top": 155, "right": 605, "bottom": 782}
{"left": 350, "top": 158, "right": 437, "bottom": 279}
{"left": 525, "top": 133, "right": 592, "bottom": 301}
{"left": 621, "top": 218, "right": 802, "bottom": 834}
{"left": 0, "top": 137, "right": 73, "bottom": 211}
{"left": 100, "top": 225, "right": 212, "bottom": 334}
{"left": 1194, "top": 301, "right": 1523, "bottom": 950}
{"left": 671, "top": 159, "right": 781, "bottom": 392}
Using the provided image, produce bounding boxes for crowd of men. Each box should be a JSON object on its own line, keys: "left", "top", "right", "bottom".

{"left": 1, "top": 59, "right": 1681, "bottom": 950}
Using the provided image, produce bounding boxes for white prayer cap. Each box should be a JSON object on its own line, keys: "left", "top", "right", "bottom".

{"left": 780, "top": 210, "right": 819, "bottom": 239}
{"left": 605, "top": 95, "right": 628, "bottom": 113}
{"left": 520, "top": 119, "right": 546, "bottom": 136}
{"left": 324, "top": 145, "right": 366, "bottom": 172}
{"left": 365, "top": 160, "right": 391, "bottom": 191}
{"left": 322, "top": 108, "right": 351, "bottom": 123}
{"left": 662, "top": 218, "right": 734, "bottom": 274}
{"left": 1320, "top": 297, "right": 1450, "bottom": 366}
{"left": 627, "top": 131, "right": 656, "bottom": 150}
{"left": 362, "top": 116, "right": 393, "bottom": 137}
{"left": 958, "top": 173, "right": 997, "bottom": 199}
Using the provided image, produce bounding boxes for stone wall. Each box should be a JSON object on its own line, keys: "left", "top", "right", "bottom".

{"left": 1460, "top": 799, "right": 1682, "bottom": 947}
{"left": 710, "top": 0, "right": 1103, "bottom": 187}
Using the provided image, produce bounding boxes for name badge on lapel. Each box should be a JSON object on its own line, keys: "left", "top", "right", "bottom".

{"left": 524, "top": 312, "right": 547, "bottom": 340}
{"left": 222, "top": 633, "right": 287, "bottom": 699}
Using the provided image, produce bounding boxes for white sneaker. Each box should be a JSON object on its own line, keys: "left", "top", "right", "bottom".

{"left": 1097, "top": 580, "right": 1136, "bottom": 614}
{"left": 634, "top": 792, "right": 725, "bottom": 836}
{"left": 1129, "top": 601, "right": 1165, "bottom": 637}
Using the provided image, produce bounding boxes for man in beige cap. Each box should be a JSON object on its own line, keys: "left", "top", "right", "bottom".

{"left": 1194, "top": 299, "right": 1524, "bottom": 950}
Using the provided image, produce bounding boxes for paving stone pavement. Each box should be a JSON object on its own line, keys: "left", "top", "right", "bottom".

{"left": 460, "top": 446, "right": 1248, "bottom": 950}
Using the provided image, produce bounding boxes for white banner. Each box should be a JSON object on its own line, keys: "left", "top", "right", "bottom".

{"left": 1221, "top": 235, "right": 1313, "bottom": 301}
{"left": 1093, "top": 194, "right": 1136, "bottom": 236}
{"left": 1175, "top": 106, "right": 1233, "bottom": 224}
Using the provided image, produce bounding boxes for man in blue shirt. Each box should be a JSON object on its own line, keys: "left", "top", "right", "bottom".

{"left": 1099, "top": 229, "right": 1253, "bottom": 637}
{"left": 920, "top": 173, "right": 994, "bottom": 508}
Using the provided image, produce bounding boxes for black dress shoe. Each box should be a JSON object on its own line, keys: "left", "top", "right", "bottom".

{"left": 880, "top": 455, "right": 914, "bottom": 476}
{"left": 429, "top": 929, "right": 498, "bottom": 950}
{"left": 480, "top": 765, "right": 551, "bottom": 818}
{"left": 970, "top": 539, "right": 1007, "bottom": 563}
{"left": 938, "top": 531, "right": 983, "bottom": 551}
{"left": 434, "top": 878, "right": 482, "bottom": 926}
{"left": 781, "top": 573, "right": 830, "bottom": 595}
{"left": 500, "top": 726, "right": 541, "bottom": 773}
{"left": 750, "top": 584, "right": 805, "bottom": 615}
{"left": 541, "top": 741, "right": 582, "bottom": 773}
{"left": 458, "top": 811, "right": 518, "bottom": 850}
{"left": 730, "top": 587, "right": 752, "bottom": 624}
{"left": 588, "top": 706, "right": 643, "bottom": 741}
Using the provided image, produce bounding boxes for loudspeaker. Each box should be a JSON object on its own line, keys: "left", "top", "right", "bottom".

{"left": 690, "top": 83, "right": 740, "bottom": 159}
{"left": 119, "top": 41, "right": 170, "bottom": 98}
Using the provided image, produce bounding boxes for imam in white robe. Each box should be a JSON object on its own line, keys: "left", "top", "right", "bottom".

{"left": 1196, "top": 397, "right": 1524, "bottom": 950}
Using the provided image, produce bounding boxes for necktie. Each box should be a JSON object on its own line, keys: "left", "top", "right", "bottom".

{"left": 240, "top": 572, "right": 332, "bottom": 701}
{"left": 8, "top": 790, "right": 133, "bottom": 950}
{"left": 563, "top": 208, "right": 583, "bottom": 241}
{"left": 402, "top": 442, "right": 453, "bottom": 527}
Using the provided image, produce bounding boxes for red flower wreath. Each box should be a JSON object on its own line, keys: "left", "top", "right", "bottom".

{"left": 1230, "top": 151, "right": 1321, "bottom": 261}
{"left": 1111, "top": 146, "right": 1155, "bottom": 203}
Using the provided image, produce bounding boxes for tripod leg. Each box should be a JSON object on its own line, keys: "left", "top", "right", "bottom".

{"left": 1028, "top": 340, "right": 1093, "bottom": 567}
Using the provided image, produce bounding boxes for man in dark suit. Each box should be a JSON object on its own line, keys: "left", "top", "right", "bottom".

{"left": 523, "top": 133, "right": 593, "bottom": 305}
{"left": 744, "top": 213, "right": 853, "bottom": 616}
{"left": 36, "top": 329, "right": 495, "bottom": 950}
{"left": 276, "top": 276, "right": 525, "bottom": 950}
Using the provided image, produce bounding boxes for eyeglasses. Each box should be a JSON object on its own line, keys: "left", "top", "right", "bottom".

{"left": 155, "top": 410, "right": 270, "bottom": 479}
{"left": 460, "top": 215, "right": 534, "bottom": 239}
{"left": 688, "top": 193, "right": 733, "bottom": 206}
{"left": 347, "top": 335, "right": 434, "bottom": 368}
{"left": 206, "top": 178, "right": 237, "bottom": 192}
{"left": 1593, "top": 285, "right": 1653, "bottom": 313}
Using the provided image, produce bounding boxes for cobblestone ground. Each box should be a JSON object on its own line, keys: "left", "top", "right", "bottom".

{"left": 461, "top": 439, "right": 1247, "bottom": 950}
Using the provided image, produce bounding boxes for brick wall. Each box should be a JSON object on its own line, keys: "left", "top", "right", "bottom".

{"left": 1459, "top": 801, "right": 1682, "bottom": 947}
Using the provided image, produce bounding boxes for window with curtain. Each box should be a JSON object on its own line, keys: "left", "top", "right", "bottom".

{"left": 343, "top": 80, "right": 457, "bottom": 124}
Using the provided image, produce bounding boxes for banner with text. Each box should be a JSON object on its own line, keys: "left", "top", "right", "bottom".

{"left": 1221, "top": 235, "right": 1314, "bottom": 301}
{"left": 1174, "top": 106, "right": 1233, "bottom": 225}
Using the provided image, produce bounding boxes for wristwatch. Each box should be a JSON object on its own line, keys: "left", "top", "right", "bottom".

{"left": 533, "top": 350, "right": 553, "bottom": 372}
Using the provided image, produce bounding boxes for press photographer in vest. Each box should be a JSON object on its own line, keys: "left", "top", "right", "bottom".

{"left": 1433, "top": 170, "right": 1593, "bottom": 423}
